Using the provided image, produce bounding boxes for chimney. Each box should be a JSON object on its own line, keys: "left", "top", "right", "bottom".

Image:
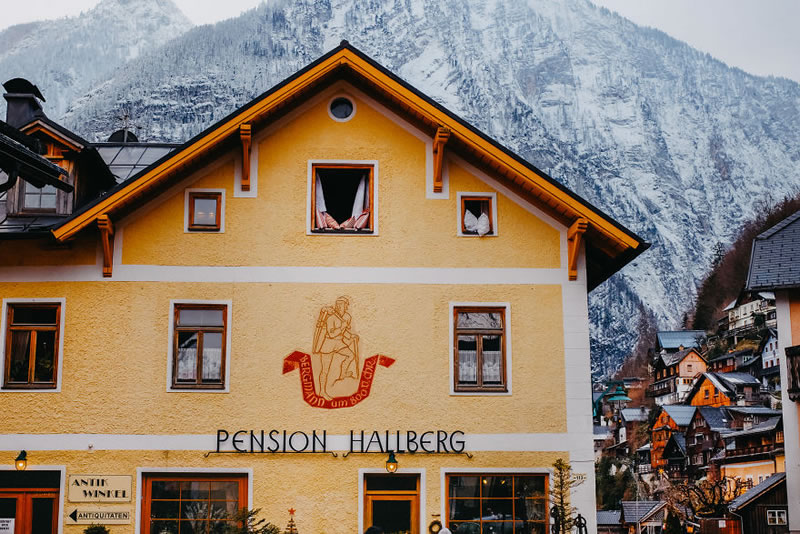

{"left": 3, "top": 78, "right": 46, "bottom": 128}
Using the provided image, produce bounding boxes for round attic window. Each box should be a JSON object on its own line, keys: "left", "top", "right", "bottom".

{"left": 329, "top": 96, "right": 355, "bottom": 121}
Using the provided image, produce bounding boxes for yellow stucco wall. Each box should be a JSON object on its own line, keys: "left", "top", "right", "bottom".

{"left": 19, "top": 450, "right": 567, "bottom": 534}
{"left": 0, "top": 84, "right": 582, "bottom": 534}
{"left": 120, "top": 89, "right": 561, "bottom": 268}
{"left": 0, "top": 282, "right": 566, "bottom": 434}
{"left": 721, "top": 455, "right": 785, "bottom": 483}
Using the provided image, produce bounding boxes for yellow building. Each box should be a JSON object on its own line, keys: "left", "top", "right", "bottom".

{"left": 0, "top": 43, "right": 647, "bottom": 534}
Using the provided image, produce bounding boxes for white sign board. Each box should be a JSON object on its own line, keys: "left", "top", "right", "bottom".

{"left": 67, "top": 507, "right": 131, "bottom": 525}
{"left": 68, "top": 475, "right": 132, "bottom": 502}
{"left": 0, "top": 518, "right": 14, "bottom": 534}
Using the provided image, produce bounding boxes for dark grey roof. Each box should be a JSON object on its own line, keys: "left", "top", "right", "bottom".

{"left": 662, "top": 405, "right": 696, "bottom": 426}
{"left": 696, "top": 407, "right": 730, "bottom": 432}
{"left": 729, "top": 472, "right": 786, "bottom": 511}
{"left": 621, "top": 501, "right": 665, "bottom": 524}
{"left": 725, "top": 406, "right": 782, "bottom": 416}
{"left": 95, "top": 142, "right": 179, "bottom": 183}
{"left": 665, "top": 432, "right": 686, "bottom": 455}
{"left": 597, "top": 510, "right": 621, "bottom": 526}
{"left": 621, "top": 407, "right": 650, "bottom": 422}
{"left": 0, "top": 120, "right": 70, "bottom": 190}
{"left": 660, "top": 347, "right": 701, "bottom": 367}
{"left": 725, "top": 416, "right": 781, "bottom": 438}
{"left": 657, "top": 331, "right": 705, "bottom": 350}
{"left": 747, "top": 210, "right": 800, "bottom": 290}
{"left": 594, "top": 425, "right": 612, "bottom": 437}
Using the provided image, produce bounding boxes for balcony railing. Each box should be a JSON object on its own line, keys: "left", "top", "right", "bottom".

{"left": 725, "top": 444, "right": 783, "bottom": 459}
{"left": 786, "top": 345, "right": 800, "bottom": 402}
{"left": 646, "top": 379, "right": 676, "bottom": 397}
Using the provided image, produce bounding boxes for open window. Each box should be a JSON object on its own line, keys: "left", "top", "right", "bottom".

{"left": 311, "top": 164, "right": 373, "bottom": 233}
{"left": 458, "top": 193, "right": 496, "bottom": 236}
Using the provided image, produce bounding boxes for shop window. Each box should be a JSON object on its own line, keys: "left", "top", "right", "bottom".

{"left": 458, "top": 193, "right": 496, "bottom": 236}
{"left": 767, "top": 510, "right": 788, "bottom": 526}
{"left": 141, "top": 473, "right": 247, "bottom": 534}
{"left": 453, "top": 306, "right": 507, "bottom": 392}
{"left": 171, "top": 303, "right": 228, "bottom": 390}
{"left": 446, "top": 474, "right": 547, "bottom": 533}
{"left": 312, "top": 164, "right": 373, "bottom": 233}
{"left": 186, "top": 190, "right": 223, "bottom": 232}
{"left": 3, "top": 302, "right": 61, "bottom": 389}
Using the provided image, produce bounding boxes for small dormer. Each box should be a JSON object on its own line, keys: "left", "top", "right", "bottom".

{"left": 2, "top": 78, "right": 114, "bottom": 219}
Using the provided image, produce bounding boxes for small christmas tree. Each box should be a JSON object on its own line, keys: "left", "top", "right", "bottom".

{"left": 551, "top": 458, "right": 585, "bottom": 534}
{"left": 283, "top": 508, "right": 298, "bottom": 534}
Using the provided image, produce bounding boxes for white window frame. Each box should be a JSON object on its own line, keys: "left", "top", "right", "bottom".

{"left": 0, "top": 298, "right": 66, "bottom": 392}
{"left": 358, "top": 468, "right": 425, "bottom": 534}
{"left": 767, "top": 509, "right": 787, "bottom": 525}
{"left": 135, "top": 467, "right": 253, "bottom": 534}
{"left": 167, "top": 299, "right": 232, "bottom": 393}
{"left": 306, "top": 159, "right": 379, "bottom": 236}
{"left": 457, "top": 191, "right": 498, "bottom": 237}
{"left": 449, "top": 301, "right": 512, "bottom": 396}
{"left": 327, "top": 94, "right": 357, "bottom": 123}
{"left": 184, "top": 188, "right": 226, "bottom": 233}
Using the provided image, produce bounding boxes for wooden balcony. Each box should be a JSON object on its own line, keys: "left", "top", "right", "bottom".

{"left": 646, "top": 378, "right": 676, "bottom": 398}
{"left": 786, "top": 345, "right": 800, "bottom": 402}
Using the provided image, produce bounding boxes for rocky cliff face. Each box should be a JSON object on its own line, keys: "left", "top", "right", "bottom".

{"left": 0, "top": 0, "right": 192, "bottom": 118}
{"left": 13, "top": 0, "right": 800, "bottom": 378}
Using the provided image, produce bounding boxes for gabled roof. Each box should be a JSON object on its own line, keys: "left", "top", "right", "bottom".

{"left": 621, "top": 501, "right": 666, "bottom": 524}
{"left": 597, "top": 510, "right": 621, "bottom": 526}
{"left": 660, "top": 347, "right": 703, "bottom": 368}
{"left": 725, "top": 406, "right": 781, "bottom": 416}
{"left": 728, "top": 472, "right": 786, "bottom": 511}
{"left": 657, "top": 331, "right": 705, "bottom": 351}
{"left": 661, "top": 405, "right": 696, "bottom": 427}
{"left": 695, "top": 407, "right": 730, "bottom": 433}
{"left": 724, "top": 416, "right": 781, "bottom": 439}
{"left": 0, "top": 120, "right": 70, "bottom": 192}
{"left": 620, "top": 407, "right": 650, "bottom": 423}
{"left": 49, "top": 42, "right": 647, "bottom": 289}
{"left": 747, "top": 210, "right": 800, "bottom": 290}
{"left": 664, "top": 432, "right": 686, "bottom": 456}
{"left": 686, "top": 372, "right": 760, "bottom": 404}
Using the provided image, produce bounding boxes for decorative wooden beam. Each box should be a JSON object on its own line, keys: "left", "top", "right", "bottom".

{"left": 97, "top": 215, "right": 114, "bottom": 278}
{"left": 432, "top": 126, "right": 450, "bottom": 193}
{"left": 239, "top": 123, "right": 252, "bottom": 191}
{"left": 567, "top": 217, "right": 588, "bottom": 281}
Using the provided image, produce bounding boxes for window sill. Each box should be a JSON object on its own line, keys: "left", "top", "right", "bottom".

{"left": 2, "top": 385, "right": 59, "bottom": 392}
{"left": 187, "top": 226, "right": 221, "bottom": 232}
{"left": 168, "top": 385, "right": 229, "bottom": 393}
{"left": 451, "top": 388, "right": 510, "bottom": 396}
{"left": 310, "top": 229, "right": 374, "bottom": 234}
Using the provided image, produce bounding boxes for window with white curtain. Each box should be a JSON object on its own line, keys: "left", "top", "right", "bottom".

{"left": 454, "top": 307, "right": 507, "bottom": 392}
{"left": 312, "top": 165, "right": 373, "bottom": 233}
{"left": 172, "top": 304, "right": 227, "bottom": 389}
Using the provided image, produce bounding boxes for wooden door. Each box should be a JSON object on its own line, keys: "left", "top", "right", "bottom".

{"left": 364, "top": 474, "right": 419, "bottom": 534}
{"left": 0, "top": 490, "right": 58, "bottom": 534}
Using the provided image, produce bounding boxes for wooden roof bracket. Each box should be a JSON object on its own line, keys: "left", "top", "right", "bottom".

{"left": 97, "top": 215, "right": 114, "bottom": 278}
{"left": 432, "top": 126, "right": 450, "bottom": 193}
{"left": 567, "top": 217, "right": 588, "bottom": 281}
{"left": 239, "top": 123, "right": 252, "bottom": 191}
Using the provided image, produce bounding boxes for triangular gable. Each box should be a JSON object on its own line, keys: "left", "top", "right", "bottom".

{"left": 51, "top": 41, "right": 647, "bottom": 288}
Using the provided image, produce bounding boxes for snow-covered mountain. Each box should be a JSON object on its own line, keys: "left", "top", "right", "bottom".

{"left": 0, "top": 0, "right": 192, "bottom": 118}
{"left": 20, "top": 0, "right": 800, "bottom": 378}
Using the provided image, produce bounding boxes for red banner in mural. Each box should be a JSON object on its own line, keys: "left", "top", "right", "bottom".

{"left": 283, "top": 351, "right": 395, "bottom": 409}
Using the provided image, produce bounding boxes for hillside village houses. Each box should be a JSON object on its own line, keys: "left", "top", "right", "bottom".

{"left": 594, "top": 213, "right": 800, "bottom": 533}
{"left": 0, "top": 43, "right": 651, "bottom": 534}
